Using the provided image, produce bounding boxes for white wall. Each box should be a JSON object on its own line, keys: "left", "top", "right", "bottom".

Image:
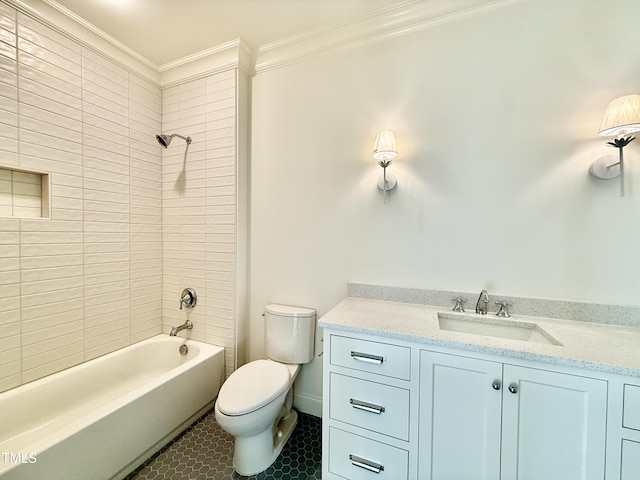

{"left": 250, "top": 0, "right": 640, "bottom": 414}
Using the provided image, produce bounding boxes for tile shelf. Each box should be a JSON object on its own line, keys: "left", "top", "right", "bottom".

{"left": 0, "top": 165, "right": 50, "bottom": 219}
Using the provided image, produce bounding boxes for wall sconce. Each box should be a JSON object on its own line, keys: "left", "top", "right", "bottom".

{"left": 589, "top": 94, "right": 640, "bottom": 196}
{"left": 373, "top": 130, "right": 398, "bottom": 191}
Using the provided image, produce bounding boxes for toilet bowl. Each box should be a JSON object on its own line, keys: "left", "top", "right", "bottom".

{"left": 214, "top": 303, "right": 316, "bottom": 476}
{"left": 215, "top": 360, "right": 300, "bottom": 475}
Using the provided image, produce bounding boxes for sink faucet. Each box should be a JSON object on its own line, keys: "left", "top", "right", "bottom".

{"left": 170, "top": 320, "right": 193, "bottom": 336}
{"left": 476, "top": 290, "right": 489, "bottom": 315}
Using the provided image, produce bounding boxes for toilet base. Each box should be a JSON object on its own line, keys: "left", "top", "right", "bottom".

{"left": 233, "top": 409, "right": 298, "bottom": 476}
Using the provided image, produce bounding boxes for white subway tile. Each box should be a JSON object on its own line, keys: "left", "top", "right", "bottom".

{"left": 21, "top": 349, "right": 83, "bottom": 384}
{"left": 82, "top": 48, "right": 127, "bottom": 82}
{"left": 19, "top": 63, "right": 81, "bottom": 99}
{"left": 18, "top": 46, "right": 81, "bottom": 85}
{"left": 21, "top": 317, "right": 82, "bottom": 345}
{"left": 19, "top": 90, "right": 82, "bottom": 124}
{"left": 84, "top": 298, "right": 128, "bottom": 319}
{"left": 0, "top": 40, "right": 16, "bottom": 61}
{"left": 20, "top": 102, "right": 81, "bottom": 133}
{"left": 18, "top": 14, "right": 81, "bottom": 55}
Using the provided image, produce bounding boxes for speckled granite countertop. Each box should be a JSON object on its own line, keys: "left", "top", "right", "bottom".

{"left": 319, "top": 297, "right": 640, "bottom": 378}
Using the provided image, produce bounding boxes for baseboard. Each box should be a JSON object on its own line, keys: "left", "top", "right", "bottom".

{"left": 294, "top": 391, "right": 322, "bottom": 418}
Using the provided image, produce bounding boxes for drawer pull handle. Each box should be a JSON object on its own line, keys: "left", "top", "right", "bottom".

{"left": 350, "top": 398, "right": 386, "bottom": 414}
{"left": 349, "top": 454, "right": 385, "bottom": 473}
{"left": 351, "top": 351, "right": 385, "bottom": 364}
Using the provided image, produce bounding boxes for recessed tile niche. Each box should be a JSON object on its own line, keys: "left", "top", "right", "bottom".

{"left": 0, "top": 166, "right": 50, "bottom": 219}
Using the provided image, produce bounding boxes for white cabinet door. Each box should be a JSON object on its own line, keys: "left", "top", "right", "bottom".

{"left": 621, "top": 439, "right": 640, "bottom": 480}
{"left": 419, "top": 351, "right": 503, "bottom": 480}
{"left": 501, "top": 365, "right": 608, "bottom": 480}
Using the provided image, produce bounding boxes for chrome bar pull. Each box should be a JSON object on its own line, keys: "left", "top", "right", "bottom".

{"left": 350, "top": 351, "right": 385, "bottom": 364}
{"left": 349, "top": 454, "right": 385, "bottom": 474}
{"left": 350, "top": 398, "right": 385, "bottom": 414}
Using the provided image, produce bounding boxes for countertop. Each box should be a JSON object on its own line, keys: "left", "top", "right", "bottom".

{"left": 318, "top": 297, "right": 640, "bottom": 378}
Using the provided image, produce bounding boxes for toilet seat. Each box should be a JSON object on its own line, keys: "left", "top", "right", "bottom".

{"left": 217, "top": 359, "right": 290, "bottom": 416}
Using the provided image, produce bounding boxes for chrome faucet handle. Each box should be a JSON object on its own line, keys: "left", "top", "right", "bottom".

{"left": 451, "top": 297, "right": 467, "bottom": 312}
{"left": 179, "top": 288, "right": 197, "bottom": 310}
{"left": 495, "top": 300, "right": 512, "bottom": 318}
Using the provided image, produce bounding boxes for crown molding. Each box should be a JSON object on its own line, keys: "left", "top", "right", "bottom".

{"left": 159, "top": 39, "right": 252, "bottom": 89}
{"left": 2, "top": 0, "right": 520, "bottom": 87}
{"left": 252, "top": 0, "right": 520, "bottom": 75}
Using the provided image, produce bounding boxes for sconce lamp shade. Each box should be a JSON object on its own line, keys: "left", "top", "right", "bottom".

{"left": 372, "top": 130, "right": 397, "bottom": 160}
{"left": 591, "top": 94, "right": 640, "bottom": 197}
{"left": 598, "top": 94, "right": 640, "bottom": 136}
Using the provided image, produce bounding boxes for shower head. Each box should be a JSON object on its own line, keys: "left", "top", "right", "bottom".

{"left": 156, "top": 133, "right": 192, "bottom": 148}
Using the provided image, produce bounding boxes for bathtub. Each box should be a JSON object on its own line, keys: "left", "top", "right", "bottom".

{"left": 0, "top": 334, "right": 224, "bottom": 480}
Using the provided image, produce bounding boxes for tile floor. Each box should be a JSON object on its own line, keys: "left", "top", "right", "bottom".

{"left": 125, "top": 408, "right": 322, "bottom": 480}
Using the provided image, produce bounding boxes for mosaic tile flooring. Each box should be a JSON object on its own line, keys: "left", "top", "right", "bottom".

{"left": 125, "top": 408, "right": 322, "bottom": 480}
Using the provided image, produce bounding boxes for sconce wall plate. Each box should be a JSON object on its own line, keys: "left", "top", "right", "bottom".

{"left": 589, "top": 156, "right": 620, "bottom": 180}
{"left": 377, "top": 172, "right": 397, "bottom": 191}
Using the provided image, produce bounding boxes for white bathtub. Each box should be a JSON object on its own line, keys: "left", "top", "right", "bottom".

{"left": 0, "top": 334, "right": 225, "bottom": 480}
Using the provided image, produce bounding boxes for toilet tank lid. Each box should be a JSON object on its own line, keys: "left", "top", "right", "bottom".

{"left": 265, "top": 304, "right": 316, "bottom": 318}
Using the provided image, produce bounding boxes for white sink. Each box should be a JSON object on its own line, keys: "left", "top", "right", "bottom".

{"left": 437, "top": 312, "right": 562, "bottom": 346}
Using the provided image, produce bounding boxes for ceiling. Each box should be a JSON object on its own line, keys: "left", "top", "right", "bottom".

{"left": 49, "top": 0, "right": 408, "bottom": 67}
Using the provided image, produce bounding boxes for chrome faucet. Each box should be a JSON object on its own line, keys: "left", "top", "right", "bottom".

{"left": 476, "top": 290, "right": 489, "bottom": 314}
{"left": 171, "top": 288, "right": 197, "bottom": 336}
{"left": 170, "top": 320, "right": 193, "bottom": 336}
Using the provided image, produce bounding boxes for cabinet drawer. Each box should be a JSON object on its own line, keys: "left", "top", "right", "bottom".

{"left": 330, "top": 335, "right": 410, "bottom": 380}
{"left": 623, "top": 384, "right": 640, "bottom": 431}
{"left": 328, "top": 427, "right": 408, "bottom": 480}
{"left": 329, "top": 373, "right": 410, "bottom": 440}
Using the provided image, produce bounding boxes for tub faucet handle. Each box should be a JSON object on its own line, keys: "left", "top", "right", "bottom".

{"left": 179, "top": 288, "right": 197, "bottom": 310}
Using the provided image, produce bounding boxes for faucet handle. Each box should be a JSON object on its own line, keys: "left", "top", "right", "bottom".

{"left": 495, "top": 300, "right": 512, "bottom": 318}
{"left": 451, "top": 297, "right": 467, "bottom": 312}
{"left": 179, "top": 288, "right": 197, "bottom": 310}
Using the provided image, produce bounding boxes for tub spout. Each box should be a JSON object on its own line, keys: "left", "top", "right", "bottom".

{"left": 170, "top": 320, "right": 193, "bottom": 336}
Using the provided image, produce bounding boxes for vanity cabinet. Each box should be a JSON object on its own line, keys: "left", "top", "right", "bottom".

{"left": 323, "top": 329, "right": 614, "bottom": 480}
{"left": 419, "top": 350, "right": 608, "bottom": 480}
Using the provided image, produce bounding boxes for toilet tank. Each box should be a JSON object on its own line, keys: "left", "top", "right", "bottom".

{"left": 264, "top": 304, "right": 316, "bottom": 364}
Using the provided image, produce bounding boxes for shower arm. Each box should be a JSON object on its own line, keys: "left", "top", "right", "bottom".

{"left": 173, "top": 134, "right": 192, "bottom": 144}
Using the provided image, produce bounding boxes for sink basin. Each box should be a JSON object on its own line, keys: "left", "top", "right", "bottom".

{"left": 437, "top": 312, "right": 562, "bottom": 346}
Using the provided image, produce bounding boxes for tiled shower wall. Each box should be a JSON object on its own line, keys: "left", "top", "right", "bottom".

{"left": 0, "top": 3, "right": 243, "bottom": 393}
{"left": 0, "top": 5, "right": 163, "bottom": 392}
{"left": 161, "top": 71, "right": 240, "bottom": 377}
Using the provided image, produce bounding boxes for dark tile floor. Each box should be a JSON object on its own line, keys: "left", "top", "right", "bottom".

{"left": 125, "top": 408, "right": 322, "bottom": 480}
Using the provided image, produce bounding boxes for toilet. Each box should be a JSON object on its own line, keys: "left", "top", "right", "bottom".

{"left": 214, "top": 303, "right": 316, "bottom": 475}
